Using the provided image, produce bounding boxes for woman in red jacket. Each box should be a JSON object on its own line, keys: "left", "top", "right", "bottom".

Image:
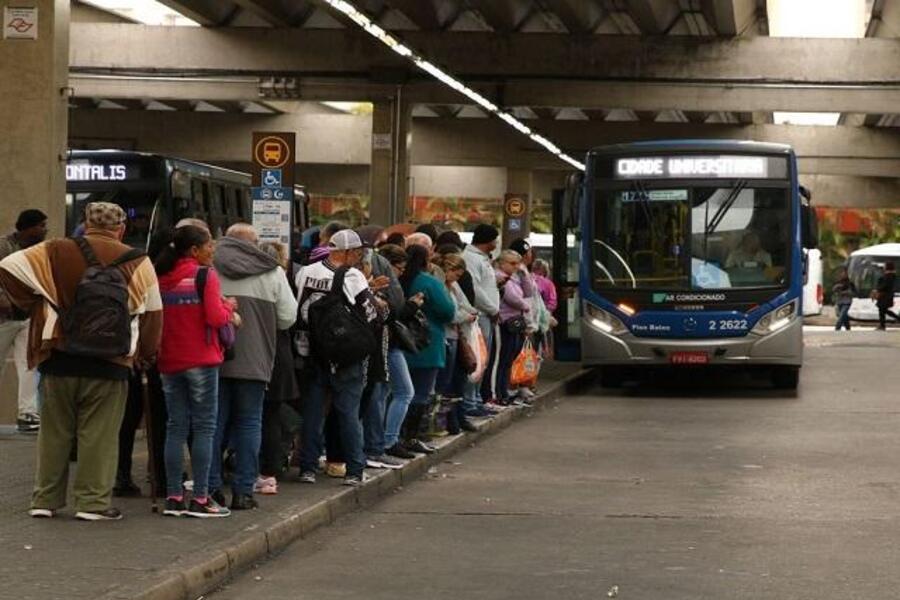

{"left": 155, "top": 225, "right": 237, "bottom": 518}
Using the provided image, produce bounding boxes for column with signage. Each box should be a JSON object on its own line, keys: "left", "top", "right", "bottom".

{"left": 369, "top": 98, "right": 412, "bottom": 226}
{"left": 251, "top": 132, "right": 295, "bottom": 252}
{"left": 0, "top": 0, "right": 68, "bottom": 426}
{"left": 0, "top": 0, "right": 69, "bottom": 233}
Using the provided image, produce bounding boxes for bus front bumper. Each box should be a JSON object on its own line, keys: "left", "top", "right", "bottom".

{"left": 582, "top": 317, "right": 803, "bottom": 367}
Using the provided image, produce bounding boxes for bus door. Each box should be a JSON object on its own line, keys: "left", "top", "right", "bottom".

{"left": 552, "top": 178, "right": 583, "bottom": 362}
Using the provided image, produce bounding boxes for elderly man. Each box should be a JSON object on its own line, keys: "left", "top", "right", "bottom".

{"left": 0, "top": 209, "right": 48, "bottom": 433}
{"left": 463, "top": 224, "right": 501, "bottom": 414}
{"left": 0, "top": 202, "right": 162, "bottom": 521}
{"left": 209, "top": 223, "right": 298, "bottom": 510}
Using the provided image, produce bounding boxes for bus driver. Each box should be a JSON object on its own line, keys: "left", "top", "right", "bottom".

{"left": 726, "top": 231, "right": 773, "bottom": 271}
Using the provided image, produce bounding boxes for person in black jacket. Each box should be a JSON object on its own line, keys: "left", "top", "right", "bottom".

{"left": 874, "top": 262, "right": 898, "bottom": 331}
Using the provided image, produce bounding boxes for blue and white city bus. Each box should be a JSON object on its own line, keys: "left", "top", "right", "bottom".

{"left": 554, "top": 141, "right": 818, "bottom": 389}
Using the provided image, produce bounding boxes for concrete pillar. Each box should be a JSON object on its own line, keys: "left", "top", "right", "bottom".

{"left": 369, "top": 95, "right": 411, "bottom": 226}
{"left": 502, "top": 168, "right": 534, "bottom": 247}
{"left": 0, "top": 0, "right": 69, "bottom": 234}
{"left": 0, "top": 0, "right": 68, "bottom": 426}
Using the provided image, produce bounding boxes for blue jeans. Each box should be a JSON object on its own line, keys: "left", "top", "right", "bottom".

{"left": 363, "top": 382, "right": 386, "bottom": 457}
{"left": 209, "top": 378, "right": 266, "bottom": 496}
{"left": 436, "top": 339, "right": 459, "bottom": 397}
{"left": 383, "top": 349, "right": 414, "bottom": 448}
{"left": 161, "top": 367, "right": 219, "bottom": 498}
{"left": 463, "top": 315, "right": 494, "bottom": 412}
{"left": 835, "top": 303, "right": 852, "bottom": 331}
{"left": 410, "top": 368, "right": 440, "bottom": 407}
{"left": 496, "top": 328, "right": 525, "bottom": 401}
{"left": 300, "top": 361, "right": 367, "bottom": 478}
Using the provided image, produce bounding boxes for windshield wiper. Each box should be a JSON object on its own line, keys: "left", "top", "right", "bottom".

{"left": 594, "top": 239, "right": 637, "bottom": 288}
{"left": 705, "top": 180, "right": 747, "bottom": 235}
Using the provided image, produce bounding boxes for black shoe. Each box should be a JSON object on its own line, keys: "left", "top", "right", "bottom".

{"left": 406, "top": 439, "right": 435, "bottom": 455}
{"left": 113, "top": 480, "right": 142, "bottom": 498}
{"left": 162, "top": 498, "right": 187, "bottom": 517}
{"left": 230, "top": 494, "right": 259, "bottom": 511}
{"left": 460, "top": 418, "right": 478, "bottom": 432}
{"left": 386, "top": 443, "right": 416, "bottom": 459}
{"left": 75, "top": 507, "right": 123, "bottom": 521}
{"left": 210, "top": 489, "right": 227, "bottom": 507}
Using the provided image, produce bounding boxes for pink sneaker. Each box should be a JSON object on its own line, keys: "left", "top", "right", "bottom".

{"left": 253, "top": 476, "right": 278, "bottom": 495}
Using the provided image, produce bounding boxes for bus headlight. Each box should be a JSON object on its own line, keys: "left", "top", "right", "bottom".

{"left": 751, "top": 301, "right": 797, "bottom": 336}
{"left": 585, "top": 303, "right": 628, "bottom": 335}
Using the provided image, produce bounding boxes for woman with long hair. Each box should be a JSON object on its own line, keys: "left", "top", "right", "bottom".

{"left": 399, "top": 244, "right": 455, "bottom": 453}
{"left": 155, "top": 225, "right": 237, "bottom": 518}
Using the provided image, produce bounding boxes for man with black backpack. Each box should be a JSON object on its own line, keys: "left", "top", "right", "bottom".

{"left": 295, "top": 230, "right": 384, "bottom": 486}
{"left": 0, "top": 202, "right": 163, "bottom": 521}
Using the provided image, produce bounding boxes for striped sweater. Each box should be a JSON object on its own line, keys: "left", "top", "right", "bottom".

{"left": 0, "top": 229, "right": 163, "bottom": 372}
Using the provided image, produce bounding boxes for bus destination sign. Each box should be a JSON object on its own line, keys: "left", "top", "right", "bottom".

{"left": 615, "top": 155, "right": 769, "bottom": 180}
{"left": 66, "top": 163, "right": 130, "bottom": 182}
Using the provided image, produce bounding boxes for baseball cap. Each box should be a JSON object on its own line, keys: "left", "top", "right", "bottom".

{"left": 508, "top": 238, "right": 531, "bottom": 256}
{"left": 329, "top": 229, "right": 365, "bottom": 250}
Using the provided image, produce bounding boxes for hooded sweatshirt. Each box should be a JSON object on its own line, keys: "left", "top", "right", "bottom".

{"left": 213, "top": 237, "right": 298, "bottom": 382}
{"left": 157, "top": 258, "right": 233, "bottom": 374}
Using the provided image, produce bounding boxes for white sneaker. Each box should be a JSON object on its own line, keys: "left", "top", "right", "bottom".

{"left": 254, "top": 476, "right": 278, "bottom": 495}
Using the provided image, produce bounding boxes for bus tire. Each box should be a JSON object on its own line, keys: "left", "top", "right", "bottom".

{"left": 599, "top": 368, "right": 625, "bottom": 389}
{"left": 772, "top": 366, "right": 800, "bottom": 390}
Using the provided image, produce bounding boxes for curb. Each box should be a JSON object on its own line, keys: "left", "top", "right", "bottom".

{"left": 109, "top": 367, "right": 594, "bottom": 600}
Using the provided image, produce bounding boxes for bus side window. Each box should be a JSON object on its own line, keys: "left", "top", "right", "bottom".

{"left": 232, "top": 188, "right": 244, "bottom": 221}
{"left": 191, "top": 179, "right": 205, "bottom": 217}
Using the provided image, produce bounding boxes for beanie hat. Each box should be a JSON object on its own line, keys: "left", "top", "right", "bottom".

{"left": 85, "top": 202, "right": 127, "bottom": 230}
{"left": 508, "top": 238, "right": 530, "bottom": 257}
{"left": 15, "top": 209, "right": 47, "bottom": 231}
{"left": 471, "top": 224, "right": 499, "bottom": 245}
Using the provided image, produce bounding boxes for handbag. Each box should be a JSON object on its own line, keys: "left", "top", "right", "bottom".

{"left": 457, "top": 333, "right": 477, "bottom": 375}
{"left": 392, "top": 308, "right": 431, "bottom": 353}
{"left": 502, "top": 315, "right": 528, "bottom": 334}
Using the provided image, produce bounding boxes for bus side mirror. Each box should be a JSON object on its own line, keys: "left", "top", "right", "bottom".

{"left": 563, "top": 172, "right": 583, "bottom": 229}
{"left": 801, "top": 205, "right": 818, "bottom": 250}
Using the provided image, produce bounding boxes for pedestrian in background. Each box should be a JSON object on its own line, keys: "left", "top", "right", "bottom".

{"left": 462, "top": 224, "right": 501, "bottom": 417}
{"left": 874, "top": 261, "right": 898, "bottom": 331}
{"left": 0, "top": 209, "right": 48, "bottom": 433}
{"left": 155, "top": 225, "right": 236, "bottom": 518}
{"left": 400, "top": 244, "right": 455, "bottom": 454}
{"left": 209, "top": 224, "right": 297, "bottom": 510}
{"left": 832, "top": 268, "right": 856, "bottom": 332}
{"left": 493, "top": 250, "right": 531, "bottom": 406}
{"left": 0, "top": 202, "right": 162, "bottom": 521}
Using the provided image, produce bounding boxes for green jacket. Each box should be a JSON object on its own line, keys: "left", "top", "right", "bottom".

{"left": 404, "top": 272, "right": 455, "bottom": 369}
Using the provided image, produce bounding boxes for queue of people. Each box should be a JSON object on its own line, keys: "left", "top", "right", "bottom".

{"left": 0, "top": 206, "right": 556, "bottom": 521}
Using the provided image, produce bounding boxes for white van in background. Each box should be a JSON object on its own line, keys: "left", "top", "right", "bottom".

{"left": 847, "top": 243, "right": 900, "bottom": 321}
{"left": 803, "top": 248, "right": 824, "bottom": 316}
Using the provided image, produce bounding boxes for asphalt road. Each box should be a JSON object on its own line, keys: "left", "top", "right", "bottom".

{"left": 210, "top": 329, "right": 900, "bottom": 600}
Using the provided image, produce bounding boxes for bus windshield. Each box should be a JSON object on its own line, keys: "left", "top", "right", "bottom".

{"left": 847, "top": 255, "right": 900, "bottom": 297}
{"left": 592, "top": 184, "right": 791, "bottom": 290}
{"left": 67, "top": 190, "right": 160, "bottom": 250}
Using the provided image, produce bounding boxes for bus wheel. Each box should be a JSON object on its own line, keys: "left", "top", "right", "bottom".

{"left": 772, "top": 366, "right": 800, "bottom": 390}
{"left": 599, "top": 368, "right": 625, "bottom": 389}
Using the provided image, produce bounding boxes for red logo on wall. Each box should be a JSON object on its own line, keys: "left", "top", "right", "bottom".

{"left": 7, "top": 17, "right": 34, "bottom": 33}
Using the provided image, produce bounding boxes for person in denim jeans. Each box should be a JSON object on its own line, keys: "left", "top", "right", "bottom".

{"left": 295, "top": 230, "right": 385, "bottom": 486}
{"left": 210, "top": 224, "right": 298, "bottom": 509}
{"left": 832, "top": 269, "right": 856, "bottom": 332}
{"left": 155, "top": 225, "right": 236, "bottom": 518}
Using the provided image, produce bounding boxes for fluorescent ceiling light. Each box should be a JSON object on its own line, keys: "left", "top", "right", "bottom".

{"left": 80, "top": 0, "right": 199, "bottom": 26}
{"left": 773, "top": 112, "right": 841, "bottom": 126}
{"left": 767, "top": 0, "right": 866, "bottom": 38}
{"left": 322, "top": 0, "right": 585, "bottom": 171}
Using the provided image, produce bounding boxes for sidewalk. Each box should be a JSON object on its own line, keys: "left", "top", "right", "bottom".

{"left": 1, "top": 362, "right": 590, "bottom": 600}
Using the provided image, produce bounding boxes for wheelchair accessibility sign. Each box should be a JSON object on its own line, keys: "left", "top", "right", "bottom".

{"left": 262, "top": 169, "right": 282, "bottom": 188}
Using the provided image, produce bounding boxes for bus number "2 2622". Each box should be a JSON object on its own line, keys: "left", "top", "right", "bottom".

{"left": 709, "top": 319, "right": 748, "bottom": 331}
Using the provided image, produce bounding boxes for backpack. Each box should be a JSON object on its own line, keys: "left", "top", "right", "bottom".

{"left": 307, "top": 266, "right": 376, "bottom": 367}
{"left": 60, "top": 237, "right": 145, "bottom": 359}
{"left": 195, "top": 267, "right": 236, "bottom": 361}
